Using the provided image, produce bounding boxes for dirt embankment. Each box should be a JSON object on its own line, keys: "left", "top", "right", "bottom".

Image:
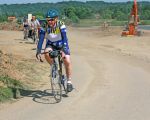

{"left": 0, "top": 30, "right": 49, "bottom": 90}
{"left": 0, "top": 50, "right": 22, "bottom": 86}
{"left": 0, "top": 22, "right": 23, "bottom": 31}
{"left": 0, "top": 49, "right": 49, "bottom": 89}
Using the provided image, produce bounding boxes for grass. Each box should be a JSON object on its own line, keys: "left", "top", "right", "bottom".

{"left": 140, "top": 20, "right": 150, "bottom": 25}
{"left": 111, "top": 20, "right": 127, "bottom": 26}
{"left": 0, "top": 87, "right": 13, "bottom": 102}
{"left": 73, "top": 19, "right": 105, "bottom": 27}
{"left": 72, "top": 19, "right": 150, "bottom": 27}
{"left": 72, "top": 19, "right": 127, "bottom": 27}
{"left": 0, "top": 75, "right": 25, "bottom": 102}
{"left": 0, "top": 76, "right": 24, "bottom": 88}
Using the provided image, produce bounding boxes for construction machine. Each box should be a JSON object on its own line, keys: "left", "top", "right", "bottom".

{"left": 122, "top": 0, "right": 141, "bottom": 36}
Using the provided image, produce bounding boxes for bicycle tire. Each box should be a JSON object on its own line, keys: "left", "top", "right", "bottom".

{"left": 61, "top": 64, "right": 68, "bottom": 94}
{"left": 62, "top": 75, "right": 68, "bottom": 94}
{"left": 32, "top": 32, "right": 36, "bottom": 43}
{"left": 50, "top": 63, "right": 62, "bottom": 102}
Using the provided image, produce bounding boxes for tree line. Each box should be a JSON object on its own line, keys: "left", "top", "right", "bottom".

{"left": 0, "top": 1, "right": 150, "bottom": 23}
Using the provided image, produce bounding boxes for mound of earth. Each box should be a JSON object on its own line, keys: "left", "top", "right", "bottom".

{"left": 0, "top": 22, "right": 22, "bottom": 31}
{"left": 0, "top": 50, "right": 22, "bottom": 80}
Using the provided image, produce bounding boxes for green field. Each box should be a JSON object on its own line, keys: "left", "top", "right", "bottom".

{"left": 72, "top": 19, "right": 150, "bottom": 27}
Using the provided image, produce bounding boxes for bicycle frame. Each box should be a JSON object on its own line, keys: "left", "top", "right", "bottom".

{"left": 53, "top": 50, "right": 68, "bottom": 92}
{"left": 39, "top": 48, "right": 68, "bottom": 102}
{"left": 48, "top": 49, "right": 68, "bottom": 102}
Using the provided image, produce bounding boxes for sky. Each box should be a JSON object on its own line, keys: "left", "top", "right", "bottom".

{"left": 0, "top": 0, "right": 149, "bottom": 4}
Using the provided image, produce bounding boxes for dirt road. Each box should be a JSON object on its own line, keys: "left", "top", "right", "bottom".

{"left": 0, "top": 27, "right": 150, "bottom": 120}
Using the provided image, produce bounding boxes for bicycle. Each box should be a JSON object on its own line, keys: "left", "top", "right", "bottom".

{"left": 38, "top": 47, "right": 68, "bottom": 103}
{"left": 31, "top": 28, "right": 38, "bottom": 44}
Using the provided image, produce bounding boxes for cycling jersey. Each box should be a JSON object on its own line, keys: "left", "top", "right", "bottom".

{"left": 37, "top": 20, "right": 70, "bottom": 55}
{"left": 29, "top": 19, "right": 40, "bottom": 29}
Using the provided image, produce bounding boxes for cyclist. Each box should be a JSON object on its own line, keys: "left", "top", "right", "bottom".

{"left": 32, "top": 16, "right": 40, "bottom": 36}
{"left": 23, "top": 18, "right": 29, "bottom": 39}
{"left": 29, "top": 16, "right": 40, "bottom": 39}
{"left": 36, "top": 9, "right": 73, "bottom": 92}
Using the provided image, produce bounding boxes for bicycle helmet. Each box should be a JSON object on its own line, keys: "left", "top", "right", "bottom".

{"left": 46, "top": 9, "right": 59, "bottom": 18}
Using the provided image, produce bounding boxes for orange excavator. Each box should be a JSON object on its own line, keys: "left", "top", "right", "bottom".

{"left": 121, "top": 0, "right": 141, "bottom": 36}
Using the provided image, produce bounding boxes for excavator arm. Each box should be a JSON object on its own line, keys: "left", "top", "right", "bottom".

{"left": 122, "top": 0, "right": 141, "bottom": 36}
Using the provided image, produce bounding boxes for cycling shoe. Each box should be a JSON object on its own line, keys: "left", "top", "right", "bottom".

{"left": 67, "top": 83, "right": 73, "bottom": 92}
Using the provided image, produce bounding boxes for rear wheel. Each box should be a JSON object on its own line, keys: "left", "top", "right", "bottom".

{"left": 51, "top": 63, "right": 62, "bottom": 103}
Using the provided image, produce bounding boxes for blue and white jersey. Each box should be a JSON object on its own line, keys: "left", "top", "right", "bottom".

{"left": 37, "top": 20, "right": 69, "bottom": 54}
{"left": 46, "top": 23, "right": 66, "bottom": 42}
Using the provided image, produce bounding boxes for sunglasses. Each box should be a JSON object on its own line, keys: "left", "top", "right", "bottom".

{"left": 47, "top": 18, "right": 55, "bottom": 21}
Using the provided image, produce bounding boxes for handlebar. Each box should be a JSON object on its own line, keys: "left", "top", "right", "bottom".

{"left": 42, "top": 50, "right": 61, "bottom": 58}
{"left": 36, "top": 49, "right": 65, "bottom": 63}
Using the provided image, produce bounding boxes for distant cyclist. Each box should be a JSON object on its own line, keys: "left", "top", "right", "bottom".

{"left": 36, "top": 9, "right": 73, "bottom": 92}
{"left": 29, "top": 16, "right": 40, "bottom": 39}
{"left": 23, "top": 18, "right": 29, "bottom": 39}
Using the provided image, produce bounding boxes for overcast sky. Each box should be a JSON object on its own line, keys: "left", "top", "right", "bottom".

{"left": 0, "top": 0, "right": 149, "bottom": 4}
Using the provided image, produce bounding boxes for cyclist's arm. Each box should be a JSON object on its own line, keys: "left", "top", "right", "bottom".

{"left": 60, "top": 24, "right": 68, "bottom": 46}
{"left": 37, "top": 28, "right": 45, "bottom": 53}
{"left": 36, "top": 19, "right": 41, "bottom": 28}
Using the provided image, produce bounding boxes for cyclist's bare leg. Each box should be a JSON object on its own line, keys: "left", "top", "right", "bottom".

{"left": 63, "top": 55, "right": 72, "bottom": 81}
{"left": 31, "top": 28, "right": 34, "bottom": 36}
{"left": 63, "top": 55, "right": 73, "bottom": 92}
{"left": 44, "top": 48, "right": 53, "bottom": 64}
{"left": 24, "top": 28, "right": 28, "bottom": 39}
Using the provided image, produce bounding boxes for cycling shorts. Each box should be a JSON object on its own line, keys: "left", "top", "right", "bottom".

{"left": 45, "top": 40, "right": 70, "bottom": 55}
{"left": 24, "top": 24, "right": 28, "bottom": 27}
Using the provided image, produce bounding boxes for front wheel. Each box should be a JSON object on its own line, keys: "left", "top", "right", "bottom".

{"left": 51, "top": 64, "right": 62, "bottom": 103}
{"left": 61, "top": 75, "right": 68, "bottom": 94}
